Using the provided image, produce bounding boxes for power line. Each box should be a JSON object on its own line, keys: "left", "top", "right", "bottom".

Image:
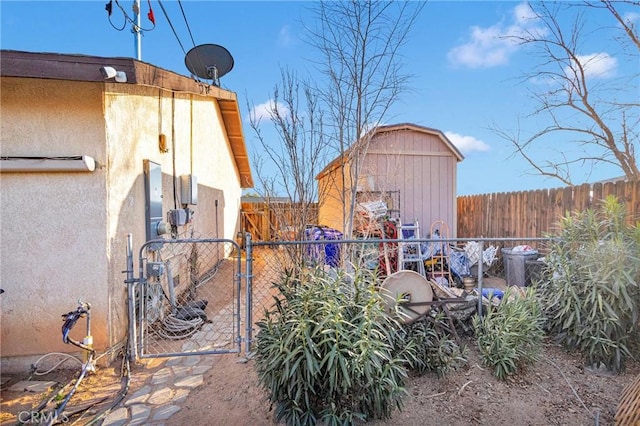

{"left": 157, "top": 0, "right": 188, "bottom": 56}
{"left": 178, "top": 0, "right": 198, "bottom": 50}
{"left": 105, "top": 0, "right": 156, "bottom": 59}
{"left": 105, "top": 0, "right": 156, "bottom": 31}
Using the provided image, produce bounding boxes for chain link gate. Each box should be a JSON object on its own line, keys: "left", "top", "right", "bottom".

{"left": 126, "top": 237, "right": 249, "bottom": 359}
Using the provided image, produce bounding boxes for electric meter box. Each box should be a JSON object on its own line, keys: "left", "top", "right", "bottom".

{"left": 180, "top": 174, "right": 198, "bottom": 205}
{"left": 168, "top": 209, "right": 188, "bottom": 226}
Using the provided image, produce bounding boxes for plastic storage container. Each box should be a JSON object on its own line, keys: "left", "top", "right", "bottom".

{"left": 501, "top": 247, "right": 539, "bottom": 287}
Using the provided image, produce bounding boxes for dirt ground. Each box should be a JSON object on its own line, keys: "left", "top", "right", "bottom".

{"left": 168, "top": 339, "right": 639, "bottom": 426}
{"left": 2, "top": 250, "right": 638, "bottom": 425}
{"left": 1, "top": 337, "right": 638, "bottom": 425}
{"left": 0, "top": 359, "right": 136, "bottom": 425}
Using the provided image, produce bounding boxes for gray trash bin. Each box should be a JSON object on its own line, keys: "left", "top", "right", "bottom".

{"left": 501, "top": 248, "right": 539, "bottom": 287}
{"left": 525, "top": 259, "right": 546, "bottom": 286}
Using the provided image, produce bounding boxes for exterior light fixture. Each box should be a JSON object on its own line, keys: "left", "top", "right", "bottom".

{"left": 99, "top": 66, "right": 127, "bottom": 83}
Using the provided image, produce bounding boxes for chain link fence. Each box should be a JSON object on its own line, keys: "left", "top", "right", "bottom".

{"left": 245, "top": 235, "right": 554, "bottom": 348}
{"left": 127, "top": 233, "right": 554, "bottom": 358}
{"left": 135, "top": 238, "right": 243, "bottom": 358}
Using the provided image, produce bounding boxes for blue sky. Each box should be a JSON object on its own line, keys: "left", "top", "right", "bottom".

{"left": 2, "top": 1, "right": 638, "bottom": 195}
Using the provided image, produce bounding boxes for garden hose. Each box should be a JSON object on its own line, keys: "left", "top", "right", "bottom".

{"left": 154, "top": 314, "right": 204, "bottom": 339}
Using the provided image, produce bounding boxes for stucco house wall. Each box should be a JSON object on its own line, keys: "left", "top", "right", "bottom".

{"left": 1, "top": 78, "right": 110, "bottom": 359}
{"left": 0, "top": 51, "right": 252, "bottom": 369}
{"left": 317, "top": 123, "right": 463, "bottom": 237}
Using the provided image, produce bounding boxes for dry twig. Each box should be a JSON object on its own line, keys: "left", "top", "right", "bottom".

{"left": 426, "top": 391, "right": 446, "bottom": 398}
{"left": 458, "top": 380, "right": 473, "bottom": 396}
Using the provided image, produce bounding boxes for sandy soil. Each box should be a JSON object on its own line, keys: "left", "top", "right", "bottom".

{"left": 2, "top": 247, "right": 638, "bottom": 425}
{"left": 167, "top": 340, "right": 639, "bottom": 426}
{"left": 1, "top": 337, "right": 638, "bottom": 426}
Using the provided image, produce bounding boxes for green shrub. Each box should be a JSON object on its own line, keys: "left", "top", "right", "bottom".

{"left": 538, "top": 195, "right": 640, "bottom": 372}
{"left": 253, "top": 266, "right": 411, "bottom": 426}
{"left": 392, "top": 313, "right": 467, "bottom": 377}
{"left": 473, "top": 287, "right": 545, "bottom": 380}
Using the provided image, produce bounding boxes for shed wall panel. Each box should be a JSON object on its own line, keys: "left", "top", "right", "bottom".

{"left": 317, "top": 126, "right": 459, "bottom": 236}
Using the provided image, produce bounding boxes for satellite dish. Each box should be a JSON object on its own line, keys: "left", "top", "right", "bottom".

{"left": 185, "top": 44, "right": 234, "bottom": 86}
{"left": 380, "top": 270, "right": 433, "bottom": 324}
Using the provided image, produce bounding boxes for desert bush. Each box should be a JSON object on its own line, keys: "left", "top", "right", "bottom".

{"left": 473, "top": 287, "right": 545, "bottom": 380}
{"left": 392, "top": 313, "right": 467, "bottom": 377}
{"left": 538, "top": 195, "right": 640, "bottom": 372}
{"left": 253, "top": 266, "right": 412, "bottom": 426}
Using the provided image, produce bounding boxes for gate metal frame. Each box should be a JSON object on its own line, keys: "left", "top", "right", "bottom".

{"left": 126, "top": 236, "right": 248, "bottom": 359}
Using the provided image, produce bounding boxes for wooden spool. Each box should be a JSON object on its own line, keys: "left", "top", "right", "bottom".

{"left": 380, "top": 270, "right": 433, "bottom": 324}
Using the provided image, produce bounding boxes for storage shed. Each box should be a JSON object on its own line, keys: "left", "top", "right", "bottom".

{"left": 316, "top": 123, "right": 464, "bottom": 236}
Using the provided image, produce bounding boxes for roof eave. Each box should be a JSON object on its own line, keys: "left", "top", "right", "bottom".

{"left": 316, "top": 123, "right": 464, "bottom": 180}
{"left": 219, "top": 99, "right": 254, "bottom": 188}
{"left": 0, "top": 49, "right": 253, "bottom": 188}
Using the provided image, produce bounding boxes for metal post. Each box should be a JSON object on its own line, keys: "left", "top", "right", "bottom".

{"left": 476, "top": 240, "right": 485, "bottom": 319}
{"left": 126, "top": 234, "right": 138, "bottom": 360}
{"left": 245, "top": 233, "right": 253, "bottom": 354}
{"left": 133, "top": 0, "right": 142, "bottom": 60}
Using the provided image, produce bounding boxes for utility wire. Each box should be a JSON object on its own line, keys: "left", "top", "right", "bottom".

{"left": 178, "top": 0, "right": 198, "bottom": 50}
{"left": 175, "top": 0, "right": 209, "bottom": 85}
{"left": 105, "top": 0, "right": 127, "bottom": 30}
{"left": 150, "top": 0, "right": 211, "bottom": 87}
{"left": 118, "top": 0, "right": 156, "bottom": 31}
{"left": 105, "top": 1, "right": 155, "bottom": 32}
{"left": 177, "top": 0, "right": 209, "bottom": 84}
{"left": 157, "top": 0, "right": 188, "bottom": 56}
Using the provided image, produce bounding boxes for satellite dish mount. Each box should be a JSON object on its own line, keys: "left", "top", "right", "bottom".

{"left": 185, "top": 44, "right": 234, "bottom": 87}
{"left": 207, "top": 66, "right": 219, "bottom": 82}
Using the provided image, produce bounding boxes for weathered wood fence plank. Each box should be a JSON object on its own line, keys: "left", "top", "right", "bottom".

{"left": 457, "top": 179, "right": 639, "bottom": 238}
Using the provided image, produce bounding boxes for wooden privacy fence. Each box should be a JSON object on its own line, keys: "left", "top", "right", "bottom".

{"left": 457, "top": 179, "right": 640, "bottom": 239}
{"left": 241, "top": 201, "right": 319, "bottom": 241}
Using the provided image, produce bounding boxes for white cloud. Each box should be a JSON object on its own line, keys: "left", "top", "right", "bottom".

{"left": 445, "top": 131, "right": 491, "bottom": 154}
{"left": 248, "top": 99, "right": 289, "bottom": 124}
{"left": 447, "top": 2, "right": 547, "bottom": 69}
{"left": 278, "top": 25, "right": 293, "bottom": 47}
{"left": 573, "top": 53, "right": 618, "bottom": 79}
{"left": 447, "top": 25, "right": 516, "bottom": 68}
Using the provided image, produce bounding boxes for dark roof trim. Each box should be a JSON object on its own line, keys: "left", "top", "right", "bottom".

{"left": 1, "top": 50, "right": 253, "bottom": 188}
{"left": 219, "top": 99, "right": 253, "bottom": 188}
{"left": 0, "top": 50, "right": 236, "bottom": 100}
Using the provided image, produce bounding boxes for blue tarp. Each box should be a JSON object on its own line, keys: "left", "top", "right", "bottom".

{"left": 305, "top": 226, "right": 343, "bottom": 267}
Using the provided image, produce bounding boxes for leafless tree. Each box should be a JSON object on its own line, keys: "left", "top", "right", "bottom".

{"left": 247, "top": 0, "right": 424, "bottom": 255}
{"left": 307, "top": 0, "right": 425, "bottom": 237}
{"left": 248, "top": 68, "right": 328, "bottom": 250}
{"left": 493, "top": 1, "right": 639, "bottom": 185}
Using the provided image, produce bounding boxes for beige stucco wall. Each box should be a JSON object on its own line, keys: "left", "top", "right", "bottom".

{"left": 104, "top": 86, "right": 243, "bottom": 347}
{"left": 1, "top": 77, "right": 244, "bottom": 367}
{"left": 0, "top": 78, "right": 109, "bottom": 359}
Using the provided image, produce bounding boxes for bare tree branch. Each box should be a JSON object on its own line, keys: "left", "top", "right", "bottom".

{"left": 247, "top": 68, "right": 330, "bottom": 251}
{"left": 306, "top": 0, "right": 424, "bottom": 236}
{"left": 494, "top": 1, "right": 639, "bottom": 185}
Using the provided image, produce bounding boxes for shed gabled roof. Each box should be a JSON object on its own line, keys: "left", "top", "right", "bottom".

{"left": 0, "top": 50, "right": 253, "bottom": 188}
{"left": 316, "top": 122, "right": 464, "bottom": 180}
